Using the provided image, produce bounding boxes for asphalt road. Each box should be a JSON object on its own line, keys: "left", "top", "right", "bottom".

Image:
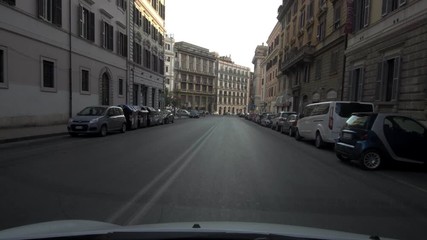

{"left": 1, "top": 116, "right": 427, "bottom": 239}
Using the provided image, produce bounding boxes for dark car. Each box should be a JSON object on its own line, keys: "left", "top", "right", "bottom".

{"left": 335, "top": 112, "right": 427, "bottom": 170}
{"left": 189, "top": 110, "right": 200, "bottom": 118}
{"left": 68, "top": 106, "right": 127, "bottom": 137}
{"left": 118, "top": 105, "right": 138, "bottom": 130}
{"left": 160, "top": 110, "right": 174, "bottom": 124}
{"left": 271, "top": 111, "right": 297, "bottom": 131}
{"left": 281, "top": 113, "right": 298, "bottom": 136}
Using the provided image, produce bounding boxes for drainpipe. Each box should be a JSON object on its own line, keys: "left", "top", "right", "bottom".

{"left": 341, "top": 33, "right": 348, "bottom": 101}
{"left": 68, "top": 0, "right": 73, "bottom": 117}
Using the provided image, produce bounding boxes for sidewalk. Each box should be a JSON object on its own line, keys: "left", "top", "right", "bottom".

{"left": 0, "top": 124, "right": 68, "bottom": 144}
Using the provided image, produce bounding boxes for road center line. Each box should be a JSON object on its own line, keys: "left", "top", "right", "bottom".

{"left": 106, "top": 123, "right": 217, "bottom": 223}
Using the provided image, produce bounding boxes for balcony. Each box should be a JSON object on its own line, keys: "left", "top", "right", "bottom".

{"left": 281, "top": 45, "right": 315, "bottom": 73}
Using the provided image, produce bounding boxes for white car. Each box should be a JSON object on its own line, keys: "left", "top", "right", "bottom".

{"left": 295, "top": 101, "right": 374, "bottom": 148}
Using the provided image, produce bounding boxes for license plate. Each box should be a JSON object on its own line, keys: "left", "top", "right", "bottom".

{"left": 75, "top": 126, "right": 83, "bottom": 130}
{"left": 342, "top": 133, "right": 352, "bottom": 139}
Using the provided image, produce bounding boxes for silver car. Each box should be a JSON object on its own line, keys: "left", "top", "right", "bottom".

{"left": 68, "top": 106, "right": 127, "bottom": 137}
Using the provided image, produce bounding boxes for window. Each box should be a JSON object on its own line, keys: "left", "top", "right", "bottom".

{"left": 349, "top": 68, "right": 364, "bottom": 101}
{"left": 299, "top": 9, "right": 305, "bottom": 30}
{"left": 143, "top": 16, "right": 151, "bottom": 34}
{"left": 376, "top": 57, "right": 400, "bottom": 101}
{"left": 133, "top": 42, "right": 142, "bottom": 64}
{"left": 353, "top": 0, "right": 370, "bottom": 33}
{"left": 117, "top": 0, "right": 126, "bottom": 10}
{"left": 118, "top": 79, "right": 124, "bottom": 96}
{"left": 330, "top": 50, "right": 338, "bottom": 74}
{"left": 79, "top": 5, "right": 95, "bottom": 42}
{"left": 317, "top": 18, "right": 326, "bottom": 41}
{"left": 306, "top": 0, "right": 313, "bottom": 21}
{"left": 117, "top": 32, "right": 127, "bottom": 57}
{"left": 101, "top": 21, "right": 114, "bottom": 50}
{"left": 382, "top": 0, "right": 406, "bottom": 16}
{"left": 152, "top": 54, "right": 158, "bottom": 72}
{"left": 0, "top": 47, "right": 6, "bottom": 88}
{"left": 81, "top": 68, "right": 90, "bottom": 93}
{"left": 303, "top": 65, "right": 310, "bottom": 83}
{"left": 1, "top": 0, "right": 15, "bottom": 6}
{"left": 38, "top": 0, "right": 62, "bottom": 26}
{"left": 315, "top": 58, "right": 322, "bottom": 80}
{"left": 41, "top": 58, "right": 56, "bottom": 91}
{"left": 159, "top": 59, "right": 164, "bottom": 74}
{"left": 134, "top": 6, "right": 141, "bottom": 26}
{"left": 333, "top": 3, "right": 341, "bottom": 30}
{"left": 144, "top": 49, "right": 151, "bottom": 69}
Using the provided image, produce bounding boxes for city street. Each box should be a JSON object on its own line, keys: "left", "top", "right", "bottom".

{"left": 1, "top": 116, "right": 427, "bottom": 239}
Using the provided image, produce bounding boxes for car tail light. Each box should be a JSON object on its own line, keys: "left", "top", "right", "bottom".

{"left": 328, "top": 109, "right": 333, "bottom": 130}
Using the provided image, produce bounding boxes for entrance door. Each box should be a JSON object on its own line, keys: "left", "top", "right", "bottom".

{"left": 101, "top": 73, "right": 110, "bottom": 105}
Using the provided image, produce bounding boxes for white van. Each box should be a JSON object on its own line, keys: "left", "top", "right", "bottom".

{"left": 295, "top": 101, "right": 374, "bottom": 148}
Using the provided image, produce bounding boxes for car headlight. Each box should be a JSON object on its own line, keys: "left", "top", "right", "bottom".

{"left": 89, "top": 118, "right": 99, "bottom": 124}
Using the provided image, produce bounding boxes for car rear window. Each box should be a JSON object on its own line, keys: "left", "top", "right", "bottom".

{"left": 346, "top": 115, "right": 373, "bottom": 129}
{"left": 336, "top": 103, "right": 373, "bottom": 118}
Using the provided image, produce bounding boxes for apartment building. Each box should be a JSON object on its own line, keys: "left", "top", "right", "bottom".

{"left": 164, "top": 34, "right": 175, "bottom": 93}
{"left": 343, "top": 0, "right": 427, "bottom": 123}
{"left": 277, "top": 0, "right": 346, "bottom": 113}
{"left": 251, "top": 44, "right": 268, "bottom": 113}
{"left": 174, "top": 42, "right": 216, "bottom": 112}
{"left": 0, "top": 0, "right": 130, "bottom": 128}
{"left": 262, "top": 22, "right": 282, "bottom": 113}
{"left": 216, "top": 56, "right": 251, "bottom": 115}
{"left": 129, "top": 0, "right": 165, "bottom": 109}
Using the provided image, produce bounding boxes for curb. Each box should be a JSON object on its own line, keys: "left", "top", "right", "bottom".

{"left": 0, "top": 132, "right": 68, "bottom": 144}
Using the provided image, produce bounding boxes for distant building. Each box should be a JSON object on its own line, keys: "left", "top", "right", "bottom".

{"left": 252, "top": 44, "right": 269, "bottom": 113}
{"left": 216, "top": 56, "right": 251, "bottom": 115}
{"left": 262, "top": 22, "right": 282, "bottom": 113}
{"left": 164, "top": 34, "right": 175, "bottom": 93}
{"left": 173, "top": 42, "right": 216, "bottom": 112}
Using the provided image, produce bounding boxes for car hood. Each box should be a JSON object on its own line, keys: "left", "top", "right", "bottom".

{"left": 0, "top": 220, "right": 396, "bottom": 240}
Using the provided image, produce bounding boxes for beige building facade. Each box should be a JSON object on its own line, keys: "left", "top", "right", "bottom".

{"left": 216, "top": 56, "right": 251, "bottom": 115}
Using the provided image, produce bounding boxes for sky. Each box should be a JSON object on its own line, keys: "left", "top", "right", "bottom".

{"left": 165, "top": 0, "right": 282, "bottom": 71}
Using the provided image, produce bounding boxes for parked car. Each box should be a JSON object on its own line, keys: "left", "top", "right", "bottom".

{"left": 335, "top": 112, "right": 427, "bottom": 170}
{"left": 261, "top": 113, "right": 275, "bottom": 127}
{"left": 281, "top": 114, "right": 298, "bottom": 136}
{"left": 118, "top": 105, "right": 138, "bottom": 130}
{"left": 176, "top": 109, "right": 190, "bottom": 117}
{"left": 68, "top": 106, "right": 127, "bottom": 137}
{"left": 295, "top": 101, "right": 374, "bottom": 148}
{"left": 198, "top": 110, "right": 206, "bottom": 117}
{"left": 271, "top": 111, "right": 297, "bottom": 131}
{"left": 189, "top": 110, "right": 200, "bottom": 118}
{"left": 160, "top": 110, "right": 174, "bottom": 124}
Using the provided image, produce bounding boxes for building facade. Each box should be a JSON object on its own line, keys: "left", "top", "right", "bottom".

{"left": 129, "top": 0, "right": 165, "bottom": 109}
{"left": 262, "top": 22, "right": 282, "bottom": 113}
{"left": 277, "top": 0, "right": 346, "bottom": 113}
{"left": 0, "top": 0, "right": 166, "bottom": 128}
{"left": 251, "top": 44, "right": 268, "bottom": 113}
{"left": 0, "top": 0, "right": 131, "bottom": 128}
{"left": 343, "top": 0, "right": 427, "bottom": 124}
{"left": 174, "top": 42, "right": 216, "bottom": 112}
{"left": 164, "top": 34, "right": 175, "bottom": 93}
{"left": 216, "top": 56, "right": 251, "bottom": 115}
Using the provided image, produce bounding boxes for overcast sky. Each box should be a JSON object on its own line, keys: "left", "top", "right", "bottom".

{"left": 165, "top": 0, "right": 282, "bottom": 71}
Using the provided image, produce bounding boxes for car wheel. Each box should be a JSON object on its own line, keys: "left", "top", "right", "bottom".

{"left": 288, "top": 127, "right": 293, "bottom": 137}
{"left": 99, "top": 125, "right": 108, "bottom": 137}
{"left": 336, "top": 153, "right": 350, "bottom": 162}
{"left": 120, "top": 123, "right": 126, "bottom": 133}
{"left": 295, "top": 129, "right": 302, "bottom": 141}
{"left": 315, "top": 132, "right": 325, "bottom": 148}
{"left": 69, "top": 132, "right": 78, "bottom": 137}
{"left": 360, "top": 150, "right": 383, "bottom": 170}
